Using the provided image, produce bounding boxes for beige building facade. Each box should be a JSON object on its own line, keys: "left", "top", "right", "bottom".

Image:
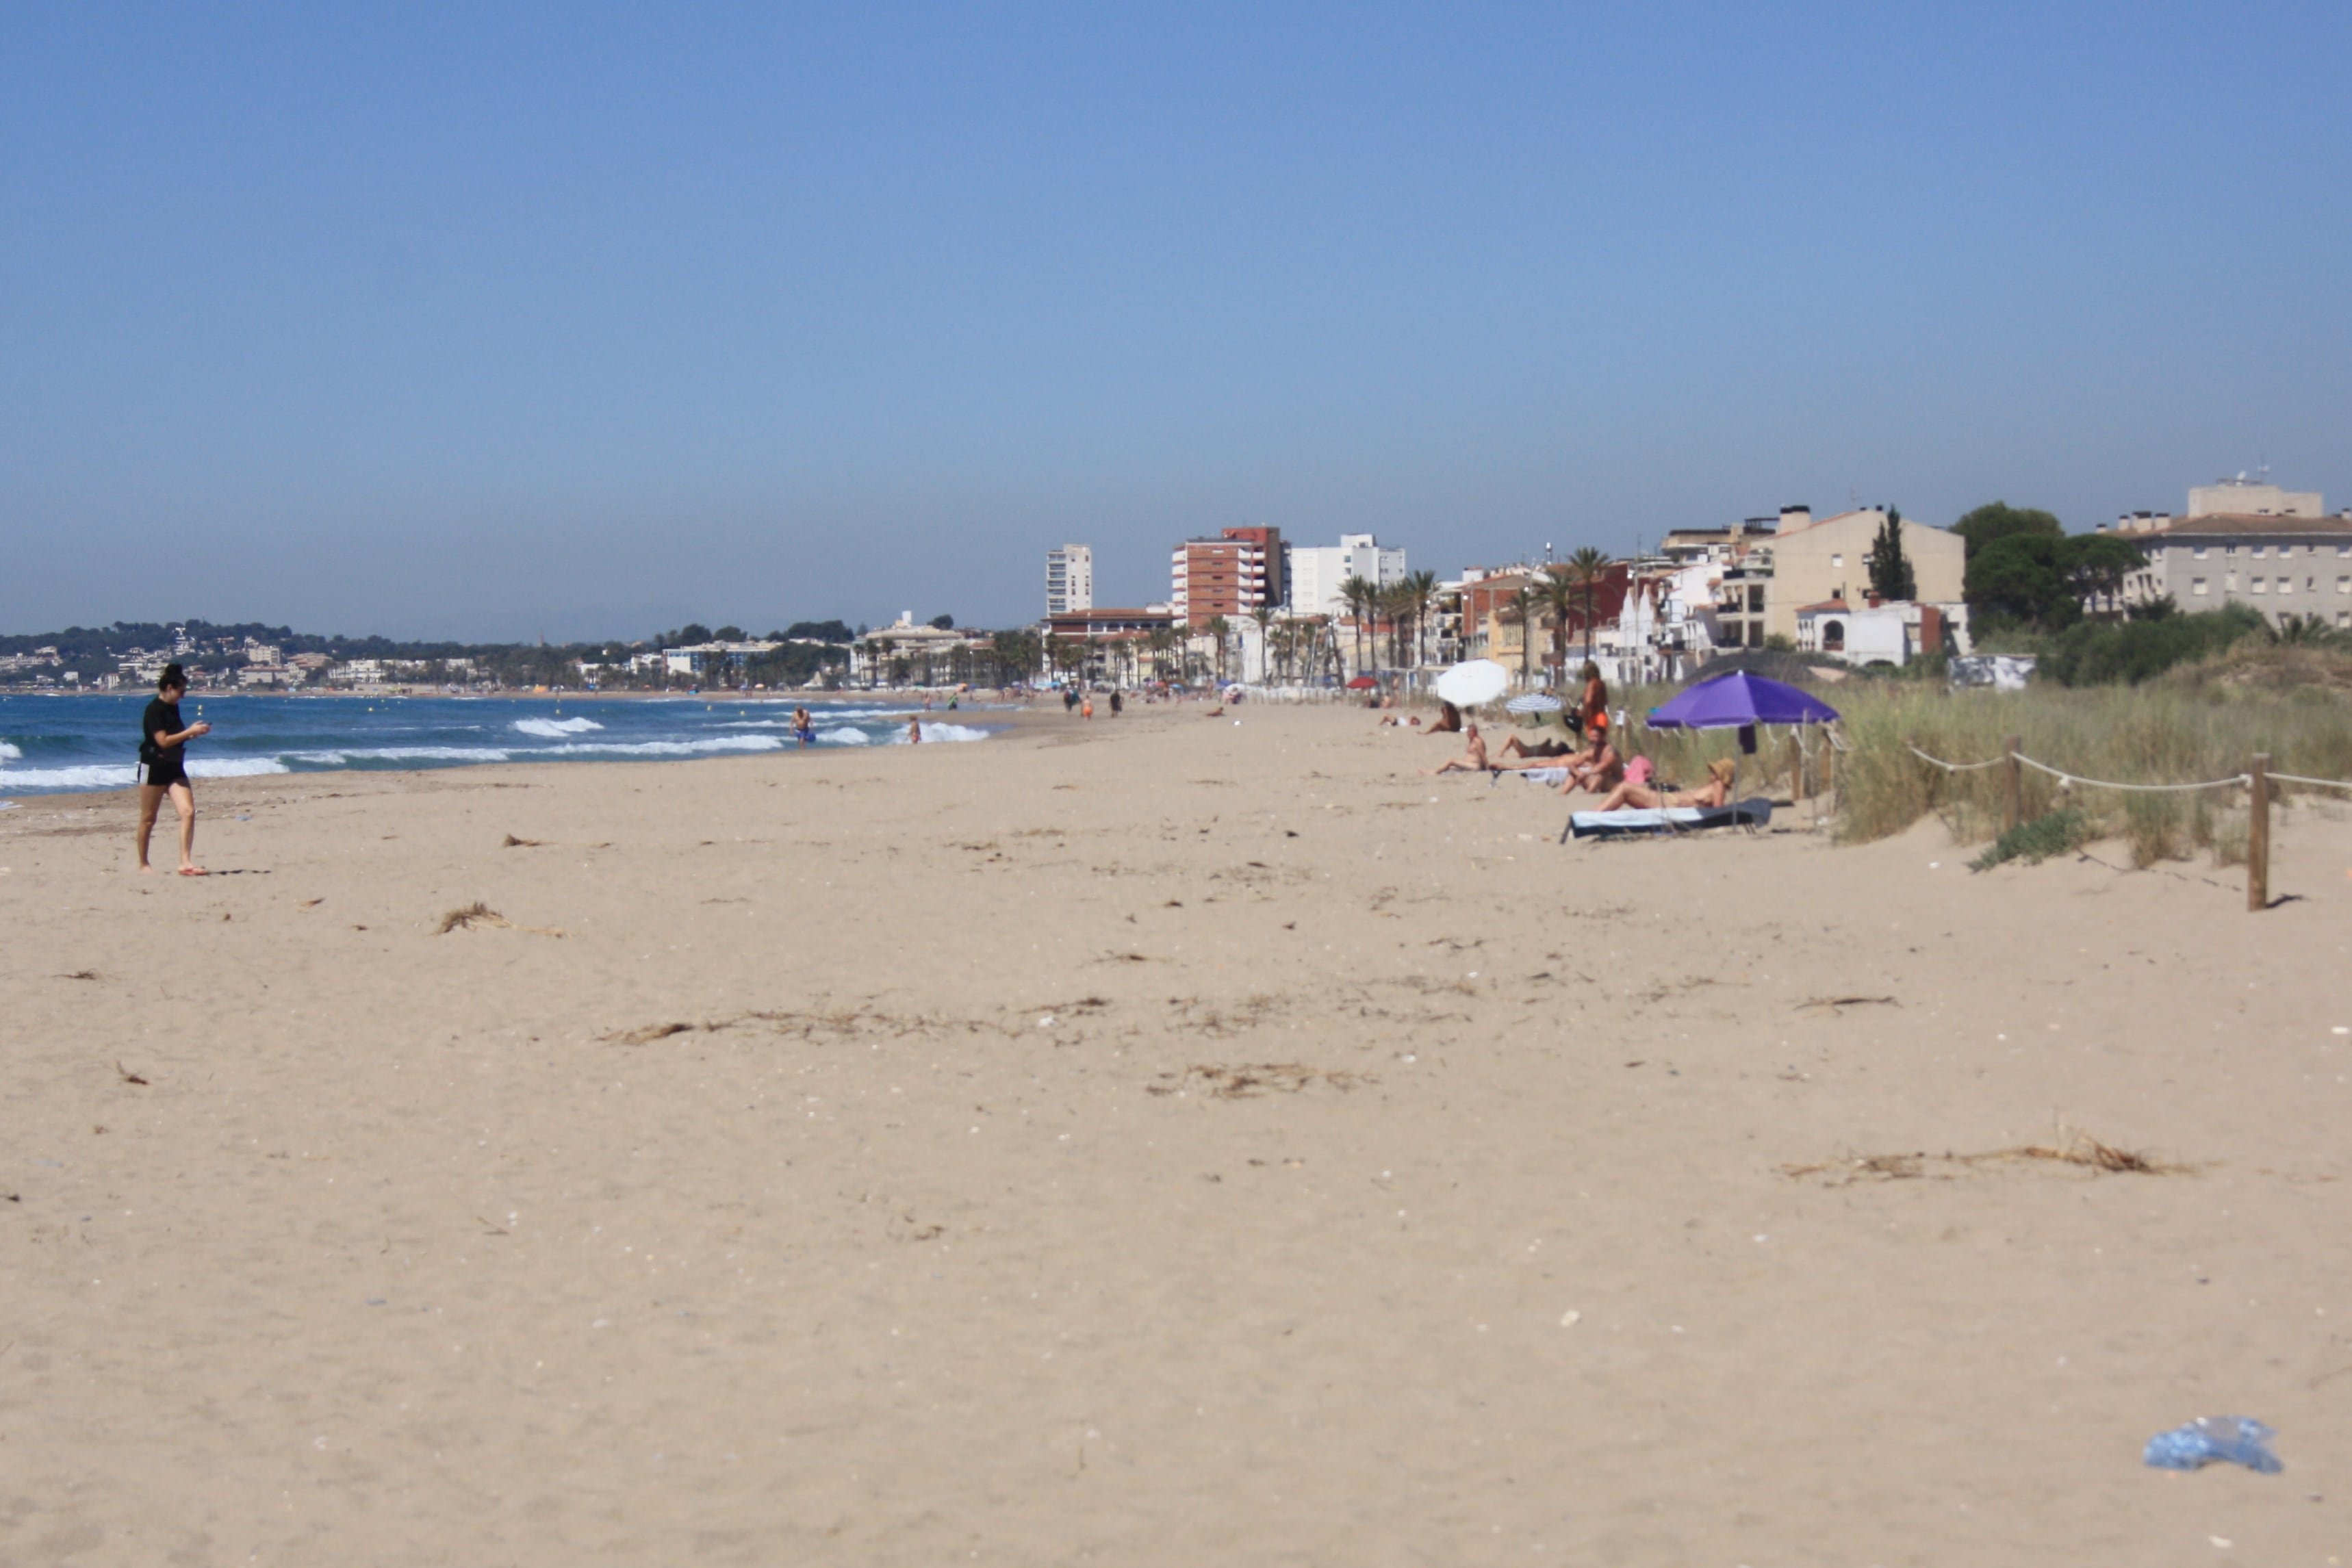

{"left": 1762, "top": 506, "right": 1965, "bottom": 643}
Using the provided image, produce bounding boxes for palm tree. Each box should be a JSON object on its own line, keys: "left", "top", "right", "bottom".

{"left": 1503, "top": 582, "right": 1540, "bottom": 687}
{"left": 1249, "top": 604, "right": 1275, "bottom": 684}
{"left": 1338, "top": 576, "right": 1372, "bottom": 678}
{"left": 1565, "top": 547, "right": 1613, "bottom": 663}
{"left": 1404, "top": 568, "right": 1439, "bottom": 669}
{"left": 1535, "top": 568, "right": 1580, "bottom": 684}
{"left": 1203, "top": 616, "right": 1231, "bottom": 684}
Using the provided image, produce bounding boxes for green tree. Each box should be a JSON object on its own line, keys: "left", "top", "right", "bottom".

{"left": 1203, "top": 615, "right": 1231, "bottom": 684}
{"left": 1952, "top": 502, "right": 2062, "bottom": 562}
{"left": 1338, "top": 576, "right": 1373, "bottom": 676}
{"left": 1866, "top": 507, "right": 1917, "bottom": 601}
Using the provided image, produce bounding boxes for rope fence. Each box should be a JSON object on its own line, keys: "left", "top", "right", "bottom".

{"left": 1900, "top": 736, "right": 2352, "bottom": 912}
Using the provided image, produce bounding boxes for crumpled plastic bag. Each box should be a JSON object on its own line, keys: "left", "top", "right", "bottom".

{"left": 2143, "top": 1415, "right": 2283, "bottom": 1474}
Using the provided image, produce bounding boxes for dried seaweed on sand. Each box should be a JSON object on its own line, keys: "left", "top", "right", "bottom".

{"left": 1782, "top": 1130, "right": 2192, "bottom": 1184}
{"left": 435, "top": 901, "right": 565, "bottom": 937}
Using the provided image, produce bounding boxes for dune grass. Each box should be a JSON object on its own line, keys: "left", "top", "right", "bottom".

{"left": 1605, "top": 663, "right": 2352, "bottom": 868}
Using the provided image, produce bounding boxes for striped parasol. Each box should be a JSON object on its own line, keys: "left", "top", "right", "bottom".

{"left": 1505, "top": 693, "right": 1565, "bottom": 714}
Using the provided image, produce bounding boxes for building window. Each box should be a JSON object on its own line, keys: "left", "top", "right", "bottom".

{"left": 1830, "top": 554, "right": 1843, "bottom": 569}
{"left": 2340, "top": 611, "right": 2351, "bottom": 628}
{"left": 2251, "top": 577, "right": 2267, "bottom": 593}
{"left": 1821, "top": 619, "right": 1845, "bottom": 652}
{"left": 2225, "top": 573, "right": 2237, "bottom": 591}
{"left": 2192, "top": 545, "right": 2208, "bottom": 559}
{"left": 2226, "top": 545, "right": 2238, "bottom": 556}
{"left": 2339, "top": 577, "right": 2350, "bottom": 595}
{"left": 2191, "top": 578, "right": 2208, "bottom": 596}
{"left": 2309, "top": 577, "right": 2318, "bottom": 593}
{"left": 2252, "top": 544, "right": 2268, "bottom": 557}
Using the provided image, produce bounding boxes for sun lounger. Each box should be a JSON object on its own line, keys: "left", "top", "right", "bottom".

{"left": 1564, "top": 797, "right": 1774, "bottom": 841}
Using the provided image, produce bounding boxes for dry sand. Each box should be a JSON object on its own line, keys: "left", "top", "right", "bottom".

{"left": 5, "top": 702, "right": 2351, "bottom": 1565}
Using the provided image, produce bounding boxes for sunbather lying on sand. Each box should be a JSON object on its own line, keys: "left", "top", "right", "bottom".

{"left": 1422, "top": 723, "right": 1490, "bottom": 775}
{"left": 1589, "top": 757, "right": 1735, "bottom": 812}
{"left": 1496, "top": 731, "right": 1570, "bottom": 760}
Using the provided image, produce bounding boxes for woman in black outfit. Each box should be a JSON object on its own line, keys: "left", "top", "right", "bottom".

{"left": 135, "top": 664, "right": 211, "bottom": 875}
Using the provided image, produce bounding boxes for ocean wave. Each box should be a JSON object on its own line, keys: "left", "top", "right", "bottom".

{"left": 541, "top": 736, "right": 786, "bottom": 758}
{"left": 514, "top": 717, "right": 603, "bottom": 738}
{"left": 290, "top": 746, "right": 515, "bottom": 764}
{"left": 0, "top": 757, "right": 290, "bottom": 790}
{"left": 817, "top": 727, "right": 872, "bottom": 745}
{"left": 0, "top": 741, "right": 21, "bottom": 761}
{"left": 902, "top": 723, "right": 991, "bottom": 743}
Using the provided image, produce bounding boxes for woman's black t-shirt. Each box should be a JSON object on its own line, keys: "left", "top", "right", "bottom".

{"left": 140, "top": 698, "right": 183, "bottom": 771}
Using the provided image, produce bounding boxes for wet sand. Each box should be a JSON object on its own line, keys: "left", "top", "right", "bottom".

{"left": 5, "top": 702, "right": 2349, "bottom": 1565}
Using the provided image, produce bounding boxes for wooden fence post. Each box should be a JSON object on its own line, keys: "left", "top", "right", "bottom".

{"left": 2248, "top": 754, "right": 2271, "bottom": 913}
{"left": 1787, "top": 732, "right": 1804, "bottom": 800}
{"left": 2004, "top": 736, "right": 2023, "bottom": 834}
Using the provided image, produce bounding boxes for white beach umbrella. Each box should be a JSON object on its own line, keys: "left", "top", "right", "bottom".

{"left": 1505, "top": 692, "right": 1565, "bottom": 714}
{"left": 1433, "top": 659, "right": 1511, "bottom": 708}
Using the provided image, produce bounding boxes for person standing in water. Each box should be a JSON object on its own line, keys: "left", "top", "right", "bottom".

{"left": 135, "top": 664, "right": 211, "bottom": 875}
{"left": 906, "top": 714, "right": 923, "bottom": 743}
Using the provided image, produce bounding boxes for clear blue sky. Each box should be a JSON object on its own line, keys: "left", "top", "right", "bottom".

{"left": 5, "top": 3, "right": 2347, "bottom": 640}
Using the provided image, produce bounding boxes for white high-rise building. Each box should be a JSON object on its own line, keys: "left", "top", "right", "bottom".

{"left": 1046, "top": 545, "right": 1094, "bottom": 616}
{"left": 1286, "top": 533, "right": 1407, "bottom": 617}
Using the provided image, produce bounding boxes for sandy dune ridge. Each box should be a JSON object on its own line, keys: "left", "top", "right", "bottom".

{"left": 5, "top": 702, "right": 2350, "bottom": 1565}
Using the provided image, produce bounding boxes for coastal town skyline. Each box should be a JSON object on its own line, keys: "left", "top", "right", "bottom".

{"left": 6, "top": 5, "right": 2348, "bottom": 639}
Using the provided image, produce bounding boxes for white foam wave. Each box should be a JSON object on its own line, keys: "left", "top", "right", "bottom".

{"left": 0, "top": 741, "right": 21, "bottom": 761}
{"left": 514, "top": 717, "right": 603, "bottom": 738}
{"left": 817, "top": 727, "right": 871, "bottom": 745}
{"left": 191, "top": 758, "right": 294, "bottom": 777}
{"left": 291, "top": 746, "right": 514, "bottom": 764}
{"left": 543, "top": 736, "right": 784, "bottom": 758}
{"left": 902, "top": 723, "right": 990, "bottom": 743}
{"left": 0, "top": 756, "right": 287, "bottom": 788}
{"left": 0, "top": 800, "right": 18, "bottom": 810}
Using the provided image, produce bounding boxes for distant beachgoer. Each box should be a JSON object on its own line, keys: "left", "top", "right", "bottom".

{"left": 1578, "top": 662, "right": 1609, "bottom": 739}
{"left": 1110, "top": 689, "right": 1123, "bottom": 716}
{"left": 1064, "top": 686, "right": 1079, "bottom": 713}
{"left": 1590, "top": 756, "right": 1734, "bottom": 813}
{"left": 793, "top": 707, "right": 816, "bottom": 746}
{"left": 1422, "top": 722, "right": 1490, "bottom": 775}
{"left": 907, "top": 715, "right": 923, "bottom": 744}
{"left": 135, "top": 663, "right": 210, "bottom": 876}
{"left": 1428, "top": 701, "right": 1463, "bottom": 734}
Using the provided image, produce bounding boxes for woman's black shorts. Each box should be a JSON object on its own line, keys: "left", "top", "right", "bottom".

{"left": 139, "top": 754, "right": 189, "bottom": 788}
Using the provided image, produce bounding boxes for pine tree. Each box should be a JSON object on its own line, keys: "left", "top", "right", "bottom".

{"left": 1867, "top": 507, "right": 1917, "bottom": 602}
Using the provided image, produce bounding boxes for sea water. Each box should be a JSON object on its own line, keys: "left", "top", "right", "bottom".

{"left": 0, "top": 693, "right": 995, "bottom": 795}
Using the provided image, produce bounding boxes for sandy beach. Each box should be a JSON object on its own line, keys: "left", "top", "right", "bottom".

{"left": 5, "top": 702, "right": 2350, "bottom": 1565}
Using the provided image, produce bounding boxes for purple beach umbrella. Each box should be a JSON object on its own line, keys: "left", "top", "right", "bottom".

{"left": 1645, "top": 671, "right": 1839, "bottom": 730}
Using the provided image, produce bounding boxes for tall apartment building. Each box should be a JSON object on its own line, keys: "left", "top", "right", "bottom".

{"left": 1286, "top": 532, "right": 1407, "bottom": 618}
{"left": 1171, "top": 526, "right": 1286, "bottom": 628}
{"left": 1046, "top": 545, "right": 1094, "bottom": 616}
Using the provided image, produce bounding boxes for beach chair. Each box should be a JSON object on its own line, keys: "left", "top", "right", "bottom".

{"left": 1561, "top": 797, "right": 1774, "bottom": 843}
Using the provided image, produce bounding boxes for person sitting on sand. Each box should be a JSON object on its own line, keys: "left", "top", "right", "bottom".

{"left": 1427, "top": 700, "right": 1463, "bottom": 734}
{"left": 135, "top": 663, "right": 210, "bottom": 876}
{"left": 1555, "top": 736, "right": 1625, "bottom": 794}
{"left": 1422, "top": 722, "right": 1490, "bottom": 775}
{"left": 1375, "top": 712, "right": 1422, "bottom": 728}
{"left": 1589, "top": 756, "right": 1735, "bottom": 812}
